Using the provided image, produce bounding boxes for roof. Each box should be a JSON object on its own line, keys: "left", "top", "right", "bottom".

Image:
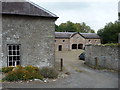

{"left": 55, "top": 32, "right": 76, "bottom": 39}
{"left": 1, "top": 1, "right": 58, "bottom": 18}
{"left": 80, "top": 33, "right": 101, "bottom": 39}
{"left": 55, "top": 32, "right": 101, "bottom": 39}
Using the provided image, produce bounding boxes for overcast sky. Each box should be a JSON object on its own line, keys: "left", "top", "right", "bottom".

{"left": 30, "top": 0, "right": 119, "bottom": 32}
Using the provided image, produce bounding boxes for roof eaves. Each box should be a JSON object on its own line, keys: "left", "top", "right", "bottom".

{"left": 2, "top": 12, "right": 58, "bottom": 19}
{"left": 55, "top": 37, "right": 70, "bottom": 39}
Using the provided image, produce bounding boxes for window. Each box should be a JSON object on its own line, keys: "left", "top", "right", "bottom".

{"left": 63, "top": 40, "right": 65, "bottom": 42}
{"left": 7, "top": 44, "right": 20, "bottom": 66}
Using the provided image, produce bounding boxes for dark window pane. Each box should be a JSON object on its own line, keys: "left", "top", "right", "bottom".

{"left": 13, "top": 51, "right": 16, "bottom": 55}
{"left": 9, "top": 51, "right": 12, "bottom": 55}
{"left": 13, "top": 56, "right": 16, "bottom": 61}
{"left": 13, "top": 62, "right": 15, "bottom": 66}
{"left": 17, "top": 51, "right": 20, "bottom": 55}
{"left": 9, "top": 56, "right": 12, "bottom": 61}
{"left": 9, "top": 62, "right": 12, "bottom": 66}
{"left": 9, "top": 46, "right": 12, "bottom": 50}
{"left": 13, "top": 46, "right": 16, "bottom": 50}
{"left": 17, "top": 56, "right": 20, "bottom": 60}
{"left": 17, "top": 46, "right": 19, "bottom": 50}
{"left": 17, "top": 61, "right": 20, "bottom": 65}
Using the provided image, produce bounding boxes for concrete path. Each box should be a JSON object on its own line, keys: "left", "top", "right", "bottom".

{"left": 2, "top": 50, "right": 118, "bottom": 88}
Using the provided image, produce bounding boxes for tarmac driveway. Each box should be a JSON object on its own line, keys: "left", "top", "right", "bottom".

{"left": 2, "top": 50, "right": 118, "bottom": 88}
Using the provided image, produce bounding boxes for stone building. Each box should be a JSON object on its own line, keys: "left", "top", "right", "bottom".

{"left": 55, "top": 32, "right": 101, "bottom": 51}
{"left": 0, "top": 1, "right": 58, "bottom": 67}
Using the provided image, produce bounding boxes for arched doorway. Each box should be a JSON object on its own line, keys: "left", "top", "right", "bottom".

{"left": 72, "top": 44, "right": 77, "bottom": 49}
{"left": 78, "top": 44, "right": 83, "bottom": 49}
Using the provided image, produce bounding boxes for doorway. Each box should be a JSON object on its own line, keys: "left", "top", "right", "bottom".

{"left": 72, "top": 44, "right": 77, "bottom": 49}
{"left": 58, "top": 45, "right": 62, "bottom": 51}
{"left": 78, "top": 44, "right": 83, "bottom": 49}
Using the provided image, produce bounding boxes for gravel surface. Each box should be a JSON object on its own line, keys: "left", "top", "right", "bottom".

{"left": 2, "top": 50, "right": 118, "bottom": 88}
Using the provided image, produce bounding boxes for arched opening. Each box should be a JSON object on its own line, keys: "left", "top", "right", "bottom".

{"left": 72, "top": 44, "right": 77, "bottom": 49}
{"left": 58, "top": 45, "right": 62, "bottom": 51}
{"left": 78, "top": 44, "right": 83, "bottom": 49}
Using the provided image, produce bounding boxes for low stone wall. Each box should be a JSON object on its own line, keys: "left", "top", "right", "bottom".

{"left": 85, "top": 45, "right": 119, "bottom": 71}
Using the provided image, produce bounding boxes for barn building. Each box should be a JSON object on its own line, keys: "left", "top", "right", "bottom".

{"left": 55, "top": 32, "right": 101, "bottom": 51}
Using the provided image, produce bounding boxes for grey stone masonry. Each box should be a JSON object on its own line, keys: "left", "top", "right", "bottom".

{"left": 85, "top": 45, "right": 119, "bottom": 71}
{"left": 2, "top": 15, "right": 56, "bottom": 67}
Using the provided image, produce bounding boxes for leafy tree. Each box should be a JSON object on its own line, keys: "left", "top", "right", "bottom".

{"left": 55, "top": 21, "right": 95, "bottom": 33}
{"left": 97, "top": 21, "right": 120, "bottom": 44}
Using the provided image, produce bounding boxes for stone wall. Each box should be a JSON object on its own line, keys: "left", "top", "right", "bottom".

{"left": 2, "top": 15, "right": 56, "bottom": 67}
{"left": 85, "top": 45, "right": 119, "bottom": 71}
{"left": 85, "top": 39, "right": 101, "bottom": 45}
{"left": 55, "top": 38, "right": 70, "bottom": 51}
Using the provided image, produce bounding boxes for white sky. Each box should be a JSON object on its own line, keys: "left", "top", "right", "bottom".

{"left": 29, "top": 0, "right": 119, "bottom": 32}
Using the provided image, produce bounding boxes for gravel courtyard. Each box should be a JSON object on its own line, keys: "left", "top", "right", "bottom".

{"left": 2, "top": 50, "right": 118, "bottom": 88}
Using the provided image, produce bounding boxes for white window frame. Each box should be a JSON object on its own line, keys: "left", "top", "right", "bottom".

{"left": 7, "top": 44, "right": 21, "bottom": 67}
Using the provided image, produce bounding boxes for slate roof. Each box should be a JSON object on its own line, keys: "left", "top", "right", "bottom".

{"left": 55, "top": 32, "right": 76, "bottom": 39}
{"left": 55, "top": 32, "right": 101, "bottom": 39}
{"left": 1, "top": 1, "right": 58, "bottom": 18}
{"left": 80, "top": 33, "right": 101, "bottom": 39}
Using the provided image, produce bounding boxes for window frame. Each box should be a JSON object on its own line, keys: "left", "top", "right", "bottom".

{"left": 7, "top": 44, "right": 21, "bottom": 67}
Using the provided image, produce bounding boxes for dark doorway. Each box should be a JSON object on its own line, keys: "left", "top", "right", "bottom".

{"left": 78, "top": 44, "right": 83, "bottom": 49}
{"left": 72, "top": 44, "right": 77, "bottom": 49}
{"left": 58, "top": 45, "right": 62, "bottom": 51}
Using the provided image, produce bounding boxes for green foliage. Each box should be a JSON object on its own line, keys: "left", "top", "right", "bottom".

{"left": 55, "top": 21, "right": 95, "bottom": 33}
{"left": 24, "top": 65, "right": 39, "bottom": 72}
{"left": 2, "top": 67, "right": 14, "bottom": 73}
{"left": 4, "top": 70, "right": 30, "bottom": 81}
{"left": 40, "top": 67, "right": 58, "bottom": 79}
{"left": 3, "top": 65, "right": 44, "bottom": 81}
{"left": 2, "top": 66, "right": 59, "bottom": 81}
{"left": 97, "top": 21, "right": 120, "bottom": 44}
{"left": 102, "top": 43, "right": 120, "bottom": 47}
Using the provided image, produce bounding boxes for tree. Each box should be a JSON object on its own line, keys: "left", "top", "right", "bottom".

{"left": 55, "top": 21, "right": 95, "bottom": 33}
{"left": 97, "top": 21, "right": 120, "bottom": 44}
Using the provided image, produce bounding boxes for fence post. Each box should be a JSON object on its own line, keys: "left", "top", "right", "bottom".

{"left": 95, "top": 57, "right": 98, "bottom": 69}
{"left": 60, "top": 58, "right": 63, "bottom": 71}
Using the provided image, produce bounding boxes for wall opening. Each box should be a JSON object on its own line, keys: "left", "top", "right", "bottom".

{"left": 78, "top": 44, "right": 83, "bottom": 49}
{"left": 58, "top": 45, "right": 62, "bottom": 51}
{"left": 7, "top": 44, "right": 21, "bottom": 67}
{"left": 72, "top": 44, "right": 77, "bottom": 49}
